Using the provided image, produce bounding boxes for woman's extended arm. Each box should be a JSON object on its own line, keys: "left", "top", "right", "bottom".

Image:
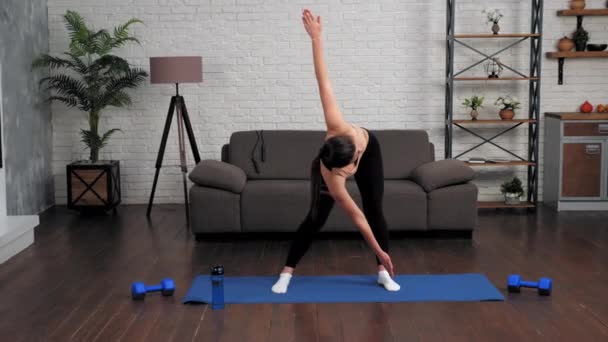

{"left": 302, "top": 9, "right": 348, "bottom": 133}
{"left": 321, "top": 166, "right": 395, "bottom": 276}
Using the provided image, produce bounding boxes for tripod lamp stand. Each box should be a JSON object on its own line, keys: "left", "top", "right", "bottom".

{"left": 147, "top": 56, "right": 202, "bottom": 222}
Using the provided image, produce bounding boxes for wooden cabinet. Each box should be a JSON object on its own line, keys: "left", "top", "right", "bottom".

{"left": 544, "top": 113, "right": 608, "bottom": 211}
{"left": 561, "top": 143, "right": 602, "bottom": 198}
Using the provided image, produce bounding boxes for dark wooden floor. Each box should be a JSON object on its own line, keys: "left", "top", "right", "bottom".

{"left": 1, "top": 205, "right": 607, "bottom": 341}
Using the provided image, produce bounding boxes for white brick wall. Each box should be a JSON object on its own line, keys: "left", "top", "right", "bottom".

{"left": 47, "top": 0, "right": 608, "bottom": 204}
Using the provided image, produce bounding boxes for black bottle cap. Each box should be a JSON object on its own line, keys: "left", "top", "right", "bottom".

{"left": 212, "top": 265, "right": 224, "bottom": 275}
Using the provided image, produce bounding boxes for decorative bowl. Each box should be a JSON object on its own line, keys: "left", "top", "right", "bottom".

{"left": 587, "top": 44, "right": 608, "bottom": 51}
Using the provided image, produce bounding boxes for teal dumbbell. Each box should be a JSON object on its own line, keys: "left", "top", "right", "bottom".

{"left": 507, "top": 274, "right": 552, "bottom": 296}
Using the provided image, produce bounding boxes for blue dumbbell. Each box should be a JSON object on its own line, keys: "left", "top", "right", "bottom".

{"left": 131, "top": 278, "right": 175, "bottom": 300}
{"left": 507, "top": 274, "right": 552, "bottom": 296}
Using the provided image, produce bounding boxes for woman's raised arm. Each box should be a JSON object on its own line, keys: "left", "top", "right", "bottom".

{"left": 302, "top": 9, "right": 348, "bottom": 133}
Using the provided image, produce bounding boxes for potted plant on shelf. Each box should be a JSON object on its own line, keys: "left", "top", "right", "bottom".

{"left": 495, "top": 96, "right": 521, "bottom": 120}
{"left": 33, "top": 11, "right": 147, "bottom": 212}
{"left": 483, "top": 9, "right": 504, "bottom": 35}
{"left": 570, "top": 0, "right": 586, "bottom": 11}
{"left": 462, "top": 95, "right": 484, "bottom": 120}
{"left": 501, "top": 177, "right": 524, "bottom": 205}
{"left": 573, "top": 26, "right": 589, "bottom": 51}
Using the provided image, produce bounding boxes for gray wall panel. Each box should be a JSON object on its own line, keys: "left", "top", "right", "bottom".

{"left": 0, "top": 0, "right": 54, "bottom": 215}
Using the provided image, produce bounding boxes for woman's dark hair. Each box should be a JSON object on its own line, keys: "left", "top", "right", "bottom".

{"left": 310, "top": 136, "right": 356, "bottom": 220}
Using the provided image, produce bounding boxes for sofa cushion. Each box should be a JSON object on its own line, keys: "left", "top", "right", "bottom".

{"left": 375, "top": 130, "right": 433, "bottom": 179}
{"left": 240, "top": 179, "right": 427, "bottom": 232}
{"left": 228, "top": 130, "right": 432, "bottom": 180}
{"left": 427, "top": 183, "right": 478, "bottom": 230}
{"left": 411, "top": 159, "right": 475, "bottom": 192}
{"left": 190, "top": 186, "right": 241, "bottom": 233}
{"left": 325, "top": 180, "right": 428, "bottom": 231}
{"left": 229, "top": 130, "right": 325, "bottom": 180}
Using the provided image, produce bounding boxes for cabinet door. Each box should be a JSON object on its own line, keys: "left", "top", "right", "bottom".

{"left": 561, "top": 143, "right": 602, "bottom": 198}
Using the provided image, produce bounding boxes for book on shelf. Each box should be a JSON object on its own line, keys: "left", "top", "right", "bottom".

{"left": 486, "top": 158, "right": 512, "bottom": 163}
{"left": 468, "top": 157, "right": 486, "bottom": 164}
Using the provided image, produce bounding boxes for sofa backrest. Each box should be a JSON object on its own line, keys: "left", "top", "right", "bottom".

{"left": 227, "top": 130, "right": 433, "bottom": 180}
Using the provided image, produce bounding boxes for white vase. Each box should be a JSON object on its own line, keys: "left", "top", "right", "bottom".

{"left": 504, "top": 193, "right": 521, "bottom": 205}
{"left": 470, "top": 109, "right": 479, "bottom": 120}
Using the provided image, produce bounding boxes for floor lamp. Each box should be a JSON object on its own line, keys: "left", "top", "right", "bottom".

{"left": 147, "top": 56, "right": 202, "bottom": 223}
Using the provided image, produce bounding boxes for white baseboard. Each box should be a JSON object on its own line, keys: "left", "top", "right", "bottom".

{"left": 0, "top": 215, "right": 38, "bottom": 263}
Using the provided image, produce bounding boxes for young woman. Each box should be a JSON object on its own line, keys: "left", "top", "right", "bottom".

{"left": 271, "top": 9, "right": 400, "bottom": 294}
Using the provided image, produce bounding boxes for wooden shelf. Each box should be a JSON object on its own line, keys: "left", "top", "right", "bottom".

{"left": 546, "top": 51, "right": 608, "bottom": 84}
{"left": 454, "top": 77, "right": 539, "bottom": 81}
{"left": 546, "top": 51, "right": 608, "bottom": 59}
{"left": 453, "top": 119, "right": 537, "bottom": 124}
{"left": 557, "top": 9, "right": 608, "bottom": 16}
{"left": 478, "top": 201, "right": 536, "bottom": 209}
{"left": 453, "top": 33, "right": 541, "bottom": 38}
{"left": 466, "top": 161, "right": 536, "bottom": 167}
{"left": 545, "top": 112, "right": 608, "bottom": 120}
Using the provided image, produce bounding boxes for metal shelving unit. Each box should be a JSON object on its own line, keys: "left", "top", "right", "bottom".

{"left": 445, "top": 0, "right": 544, "bottom": 209}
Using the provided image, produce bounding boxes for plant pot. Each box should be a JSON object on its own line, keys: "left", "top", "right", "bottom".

{"left": 504, "top": 193, "right": 521, "bottom": 205}
{"left": 499, "top": 109, "right": 515, "bottom": 120}
{"left": 557, "top": 36, "right": 575, "bottom": 51}
{"left": 470, "top": 109, "right": 479, "bottom": 120}
{"left": 570, "top": 0, "right": 586, "bottom": 11}
{"left": 67, "top": 160, "right": 121, "bottom": 212}
{"left": 491, "top": 22, "right": 500, "bottom": 35}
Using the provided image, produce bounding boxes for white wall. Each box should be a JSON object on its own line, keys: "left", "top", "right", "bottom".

{"left": 47, "top": 0, "right": 608, "bottom": 204}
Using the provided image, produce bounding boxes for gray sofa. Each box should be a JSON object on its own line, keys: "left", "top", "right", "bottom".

{"left": 188, "top": 130, "right": 477, "bottom": 236}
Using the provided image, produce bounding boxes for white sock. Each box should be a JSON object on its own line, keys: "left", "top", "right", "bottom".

{"left": 377, "top": 270, "right": 401, "bottom": 291}
{"left": 271, "top": 273, "right": 292, "bottom": 294}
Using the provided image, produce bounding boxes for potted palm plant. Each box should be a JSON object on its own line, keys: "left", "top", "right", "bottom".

{"left": 501, "top": 177, "right": 524, "bottom": 205}
{"left": 462, "top": 95, "right": 484, "bottom": 120}
{"left": 33, "top": 11, "right": 147, "bottom": 212}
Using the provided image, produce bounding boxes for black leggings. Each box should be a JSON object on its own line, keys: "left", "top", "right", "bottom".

{"left": 285, "top": 129, "right": 389, "bottom": 268}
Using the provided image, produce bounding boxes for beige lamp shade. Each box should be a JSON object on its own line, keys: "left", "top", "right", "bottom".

{"left": 149, "top": 56, "right": 202, "bottom": 84}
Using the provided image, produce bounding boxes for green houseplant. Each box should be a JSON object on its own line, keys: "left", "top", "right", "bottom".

{"left": 462, "top": 95, "right": 484, "bottom": 120}
{"left": 501, "top": 176, "right": 524, "bottom": 205}
{"left": 33, "top": 11, "right": 147, "bottom": 211}
{"left": 495, "top": 96, "right": 521, "bottom": 120}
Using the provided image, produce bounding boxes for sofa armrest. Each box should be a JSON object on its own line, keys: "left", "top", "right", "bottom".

{"left": 189, "top": 160, "right": 247, "bottom": 194}
{"left": 411, "top": 159, "right": 475, "bottom": 192}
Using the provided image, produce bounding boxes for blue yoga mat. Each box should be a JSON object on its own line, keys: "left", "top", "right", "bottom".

{"left": 183, "top": 273, "right": 504, "bottom": 304}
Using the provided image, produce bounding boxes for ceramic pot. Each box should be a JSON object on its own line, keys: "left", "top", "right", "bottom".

{"left": 491, "top": 22, "right": 500, "bottom": 35}
{"left": 499, "top": 109, "right": 515, "bottom": 120}
{"left": 504, "top": 193, "right": 521, "bottom": 205}
{"left": 570, "top": 0, "right": 586, "bottom": 11}
{"left": 470, "top": 109, "right": 479, "bottom": 120}
{"left": 557, "top": 36, "right": 575, "bottom": 51}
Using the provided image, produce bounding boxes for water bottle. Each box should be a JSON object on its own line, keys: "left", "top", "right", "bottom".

{"left": 211, "top": 265, "right": 224, "bottom": 310}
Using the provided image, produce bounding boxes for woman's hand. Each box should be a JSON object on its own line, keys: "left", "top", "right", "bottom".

{"left": 377, "top": 250, "right": 395, "bottom": 277}
{"left": 302, "top": 9, "right": 321, "bottom": 41}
